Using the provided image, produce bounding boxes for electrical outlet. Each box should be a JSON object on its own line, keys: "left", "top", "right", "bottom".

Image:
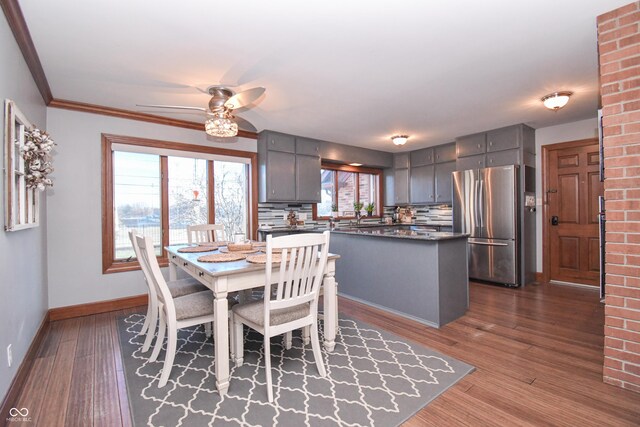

{"left": 7, "top": 344, "right": 12, "bottom": 367}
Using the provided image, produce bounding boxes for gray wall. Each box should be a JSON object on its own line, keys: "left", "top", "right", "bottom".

{"left": 0, "top": 13, "right": 49, "bottom": 400}
{"left": 319, "top": 140, "right": 393, "bottom": 168}
{"left": 534, "top": 118, "right": 598, "bottom": 272}
{"left": 45, "top": 108, "right": 256, "bottom": 308}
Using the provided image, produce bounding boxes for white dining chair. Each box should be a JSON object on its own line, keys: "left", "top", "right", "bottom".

{"left": 231, "top": 231, "right": 330, "bottom": 402}
{"left": 128, "top": 231, "right": 209, "bottom": 354}
{"left": 187, "top": 223, "right": 226, "bottom": 244}
{"left": 134, "top": 234, "right": 234, "bottom": 387}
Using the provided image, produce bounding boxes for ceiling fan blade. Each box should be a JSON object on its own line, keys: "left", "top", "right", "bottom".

{"left": 233, "top": 116, "right": 258, "bottom": 133}
{"left": 136, "top": 103, "right": 206, "bottom": 112}
{"left": 224, "top": 87, "right": 266, "bottom": 110}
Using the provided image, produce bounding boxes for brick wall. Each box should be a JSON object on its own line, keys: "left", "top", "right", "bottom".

{"left": 598, "top": 1, "right": 640, "bottom": 393}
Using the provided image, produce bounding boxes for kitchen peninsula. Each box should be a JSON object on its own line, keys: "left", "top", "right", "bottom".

{"left": 330, "top": 226, "right": 469, "bottom": 327}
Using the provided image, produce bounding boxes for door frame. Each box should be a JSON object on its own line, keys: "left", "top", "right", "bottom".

{"left": 541, "top": 137, "right": 599, "bottom": 284}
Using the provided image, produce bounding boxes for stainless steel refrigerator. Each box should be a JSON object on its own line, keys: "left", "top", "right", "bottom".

{"left": 453, "top": 165, "right": 528, "bottom": 287}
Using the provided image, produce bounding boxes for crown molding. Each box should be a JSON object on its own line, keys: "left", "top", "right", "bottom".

{"left": 1, "top": 0, "right": 258, "bottom": 139}
{"left": 49, "top": 99, "right": 258, "bottom": 139}
{"left": 1, "top": 0, "right": 53, "bottom": 104}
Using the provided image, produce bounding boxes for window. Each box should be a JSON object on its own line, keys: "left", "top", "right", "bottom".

{"left": 102, "top": 134, "right": 257, "bottom": 273}
{"left": 313, "top": 164, "right": 382, "bottom": 219}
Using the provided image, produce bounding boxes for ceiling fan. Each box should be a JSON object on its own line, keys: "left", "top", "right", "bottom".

{"left": 137, "top": 85, "right": 265, "bottom": 137}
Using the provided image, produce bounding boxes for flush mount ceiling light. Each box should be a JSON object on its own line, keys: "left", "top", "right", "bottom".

{"left": 348, "top": 163, "right": 363, "bottom": 167}
{"left": 541, "top": 91, "right": 573, "bottom": 111}
{"left": 391, "top": 135, "right": 409, "bottom": 146}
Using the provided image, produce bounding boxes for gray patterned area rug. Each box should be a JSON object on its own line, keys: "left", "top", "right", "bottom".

{"left": 117, "top": 314, "right": 474, "bottom": 427}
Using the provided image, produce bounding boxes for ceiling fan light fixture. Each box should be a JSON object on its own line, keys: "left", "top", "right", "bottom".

{"left": 541, "top": 91, "right": 573, "bottom": 111}
{"left": 391, "top": 135, "right": 409, "bottom": 146}
{"left": 205, "top": 116, "right": 238, "bottom": 137}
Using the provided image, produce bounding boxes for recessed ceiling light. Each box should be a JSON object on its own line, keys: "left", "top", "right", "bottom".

{"left": 391, "top": 135, "right": 409, "bottom": 146}
{"left": 348, "top": 163, "right": 363, "bottom": 167}
{"left": 541, "top": 91, "right": 573, "bottom": 111}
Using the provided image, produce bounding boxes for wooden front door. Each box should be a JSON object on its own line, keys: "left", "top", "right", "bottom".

{"left": 546, "top": 139, "right": 602, "bottom": 286}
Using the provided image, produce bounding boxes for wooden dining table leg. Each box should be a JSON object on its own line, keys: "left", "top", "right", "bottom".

{"left": 323, "top": 261, "right": 337, "bottom": 352}
{"left": 213, "top": 277, "right": 230, "bottom": 396}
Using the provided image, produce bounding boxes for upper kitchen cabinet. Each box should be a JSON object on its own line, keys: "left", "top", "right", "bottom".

{"left": 393, "top": 153, "right": 410, "bottom": 205}
{"left": 258, "top": 131, "right": 321, "bottom": 203}
{"left": 295, "top": 154, "right": 321, "bottom": 201}
{"left": 486, "top": 126, "right": 520, "bottom": 152}
{"left": 393, "top": 152, "right": 410, "bottom": 169}
{"left": 434, "top": 142, "right": 456, "bottom": 163}
{"left": 410, "top": 164, "right": 435, "bottom": 204}
{"left": 410, "top": 148, "right": 434, "bottom": 167}
{"left": 456, "top": 124, "right": 534, "bottom": 170}
{"left": 456, "top": 133, "right": 486, "bottom": 158}
{"left": 434, "top": 161, "right": 456, "bottom": 203}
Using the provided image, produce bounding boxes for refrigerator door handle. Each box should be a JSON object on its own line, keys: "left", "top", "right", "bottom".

{"left": 469, "top": 241, "right": 509, "bottom": 247}
{"left": 479, "top": 179, "right": 484, "bottom": 228}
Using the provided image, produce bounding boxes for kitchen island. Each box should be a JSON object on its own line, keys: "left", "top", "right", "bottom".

{"left": 330, "top": 227, "right": 469, "bottom": 328}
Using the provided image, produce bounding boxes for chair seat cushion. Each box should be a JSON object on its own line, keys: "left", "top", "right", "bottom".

{"left": 168, "top": 278, "right": 208, "bottom": 298}
{"left": 173, "top": 291, "right": 237, "bottom": 321}
{"left": 232, "top": 300, "right": 310, "bottom": 327}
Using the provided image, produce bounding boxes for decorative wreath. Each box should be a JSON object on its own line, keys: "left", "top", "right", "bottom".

{"left": 21, "top": 128, "right": 55, "bottom": 190}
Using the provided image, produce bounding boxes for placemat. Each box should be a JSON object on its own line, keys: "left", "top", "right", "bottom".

{"left": 227, "top": 243, "right": 253, "bottom": 251}
{"left": 219, "top": 247, "right": 259, "bottom": 254}
{"left": 197, "top": 253, "right": 246, "bottom": 262}
{"left": 246, "top": 253, "right": 283, "bottom": 264}
{"left": 177, "top": 245, "right": 218, "bottom": 253}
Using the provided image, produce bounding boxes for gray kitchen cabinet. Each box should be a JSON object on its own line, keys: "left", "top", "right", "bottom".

{"left": 486, "top": 148, "right": 520, "bottom": 167}
{"left": 410, "top": 148, "right": 434, "bottom": 167}
{"left": 434, "top": 143, "right": 456, "bottom": 163}
{"left": 266, "top": 150, "right": 296, "bottom": 201}
{"left": 394, "top": 153, "right": 410, "bottom": 169}
{"left": 456, "top": 154, "right": 486, "bottom": 171}
{"left": 384, "top": 168, "right": 395, "bottom": 206}
{"left": 435, "top": 161, "right": 456, "bottom": 203}
{"left": 265, "top": 132, "right": 296, "bottom": 153}
{"left": 394, "top": 168, "right": 409, "bottom": 205}
{"left": 410, "top": 164, "right": 435, "bottom": 204}
{"left": 487, "top": 126, "right": 520, "bottom": 152}
{"left": 258, "top": 130, "right": 321, "bottom": 202}
{"left": 295, "top": 154, "right": 321, "bottom": 201}
{"left": 295, "top": 137, "right": 320, "bottom": 156}
{"left": 456, "top": 133, "right": 486, "bottom": 158}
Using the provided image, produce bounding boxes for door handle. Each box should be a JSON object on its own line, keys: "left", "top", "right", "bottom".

{"left": 551, "top": 216, "right": 559, "bottom": 226}
{"left": 468, "top": 241, "right": 509, "bottom": 246}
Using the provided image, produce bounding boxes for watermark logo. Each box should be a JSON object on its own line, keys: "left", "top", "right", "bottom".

{"left": 7, "top": 407, "right": 31, "bottom": 423}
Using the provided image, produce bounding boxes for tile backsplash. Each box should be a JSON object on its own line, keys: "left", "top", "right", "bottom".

{"left": 258, "top": 203, "right": 452, "bottom": 228}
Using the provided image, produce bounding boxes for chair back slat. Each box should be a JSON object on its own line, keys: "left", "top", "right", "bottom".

{"left": 187, "top": 224, "right": 226, "bottom": 244}
{"left": 128, "top": 231, "right": 158, "bottom": 304}
{"left": 134, "top": 234, "right": 176, "bottom": 316}
{"left": 264, "top": 231, "right": 330, "bottom": 318}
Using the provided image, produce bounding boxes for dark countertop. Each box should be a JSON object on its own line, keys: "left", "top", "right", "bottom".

{"left": 329, "top": 227, "right": 467, "bottom": 241}
{"left": 257, "top": 224, "right": 465, "bottom": 241}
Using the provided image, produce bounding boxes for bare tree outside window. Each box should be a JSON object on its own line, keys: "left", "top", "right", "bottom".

{"left": 214, "top": 161, "right": 248, "bottom": 239}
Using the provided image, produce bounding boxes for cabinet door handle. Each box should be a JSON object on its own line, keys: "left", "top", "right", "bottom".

{"left": 477, "top": 144, "right": 481, "bottom": 148}
{"left": 183, "top": 262, "right": 188, "bottom": 267}
{"left": 489, "top": 141, "right": 493, "bottom": 146}
{"left": 272, "top": 189, "right": 275, "bottom": 194}
{"left": 198, "top": 271, "right": 204, "bottom": 277}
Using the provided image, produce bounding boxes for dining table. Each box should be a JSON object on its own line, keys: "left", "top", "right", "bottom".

{"left": 165, "top": 244, "right": 340, "bottom": 396}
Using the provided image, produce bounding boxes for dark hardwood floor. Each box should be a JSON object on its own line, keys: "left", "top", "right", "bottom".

{"left": 6, "top": 282, "right": 640, "bottom": 426}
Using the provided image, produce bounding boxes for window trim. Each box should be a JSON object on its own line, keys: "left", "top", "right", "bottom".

{"left": 101, "top": 133, "right": 258, "bottom": 274}
{"left": 312, "top": 162, "right": 383, "bottom": 220}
